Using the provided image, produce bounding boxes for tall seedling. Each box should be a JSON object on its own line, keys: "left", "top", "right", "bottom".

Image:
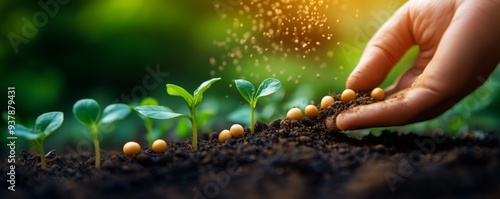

{"left": 135, "top": 77, "right": 221, "bottom": 149}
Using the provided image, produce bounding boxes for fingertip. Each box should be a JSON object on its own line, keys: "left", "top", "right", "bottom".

{"left": 325, "top": 116, "right": 339, "bottom": 132}
{"left": 345, "top": 3, "right": 414, "bottom": 91}
{"left": 335, "top": 111, "right": 354, "bottom": 131}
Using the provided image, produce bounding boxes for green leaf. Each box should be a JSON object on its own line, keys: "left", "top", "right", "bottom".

{"left": 101, "top": 104, "right": 131, "bottom": 124}
{"left": 255, "top": 78, "right": 282, "bottom": 100}
{"left": 140, "top": 97, "right": 159, "bottom": 106}
{"left": 73, "top": 99, "right": 100, "bottom": 126}
{"left": 136, "top": 97, "right": 158, "bottom": 121}
{"left": 135, "top": 105, "right": 190, "bottom": 120}
{"left": 167, "top": 84, "right": 194, "bottom": 107}
{"left": 193, "top": 77, "right": 221, "bottom": 108}
{"left": 235, "top": 79, "right": 255, "bottom": 104}
{"left": 15, "top": 125, "right": 40, "bottom": 140}
{"left": 34, "top": 112, "right": 64, "bottom": 137}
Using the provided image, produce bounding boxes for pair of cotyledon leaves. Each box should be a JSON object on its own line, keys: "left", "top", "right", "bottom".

{"left": 234, "top": 78, "right": 282, "bottom": 108}
{"left": 73, "top": 99, "right": 132, "bottom": 127}
{"left": 15, "top": 112, "right": 64, "bottom": 141}
{"left": 135, "top": 77, "right": 222, "bottom": 119}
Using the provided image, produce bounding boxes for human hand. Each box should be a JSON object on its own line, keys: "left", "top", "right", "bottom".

{"left": 327, "top": 0, "right": 500, "bottom": 131}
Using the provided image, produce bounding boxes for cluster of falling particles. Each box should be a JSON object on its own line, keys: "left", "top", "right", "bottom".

{"left": 210, "top": 0, "right": 337, "bottom": 81}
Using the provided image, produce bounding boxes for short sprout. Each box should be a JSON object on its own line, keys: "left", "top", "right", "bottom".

{"left": 305, "top": 105, "right": 319, "bottom": 118}
{"left": 320, "top": 96, "right": 335, "bottom": 109}
{"left": 287, "top": 107, "right": 303, "bottom": 121}
{"left": 371, "top": 87, "right": 385, "bottom": 100}
{"left": 218, "top": 129, "right": 232, "bottom": 143}
{"left": 152, "top": 139, "right": 168, "bottom": 153}
{"left": 123, "top": 141, "right": 141, "bottom": 157}
{"left": 341, "top": 89, "right": 356, "bottom": 102}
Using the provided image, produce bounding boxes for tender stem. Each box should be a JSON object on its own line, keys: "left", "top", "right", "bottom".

{"left": 35, "top": 140, "right": 46, "bottom": 169}
{"left": 91, "top": 124, "right": 101, "bottom": 169}
{"left": 190, "top": 107, "right": 198, "bottom": 149}
{"left": 250, "top": 105, "right": 255, "bottom": 134}
{"left": 145, "top": 120, "right": 154, "bottom": 148}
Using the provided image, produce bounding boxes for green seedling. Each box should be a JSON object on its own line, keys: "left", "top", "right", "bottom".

{"left": 15, "top": 112, "right": 63, "bottom": 169}
{"left": 134, "top": 97, "right": 159, "bottom": 148}
{"left": 73, "top": 99, "right": 131, "bottom": 168}
{"left": 135, "top": 77, "right": 221, "bottom": 149}
{"left": 235, "top": 78, "right": 282, "bottom": 134}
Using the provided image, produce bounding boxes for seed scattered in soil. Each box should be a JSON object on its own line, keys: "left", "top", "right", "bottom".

{"left": 371, "top": 87, "right": 385, "bottom": 100}
{"left": 341, "top": 89, "right": 356, "bottom": 102}
{"left": 320, "top": 95, "right": 335, "bottom": 109}
{"left": 287, "top": 107, "right": 303, "bottom": 121}
{"left": 219, "top": 129, "right": 232, "bottom": 143}
{"left": 152, "top": 139, "right": 167, "bottom": 153}
{"left": 230, "top": 124, "right": 245, "bottom": 138}
{"left": 123, "top": 142, "right": 141, "bottom": 157}
{"left": 304, "top": 105, "right": 319, "bottom": 118}
{"left": 324, "top": 92, "right": 380, "bottom": 131}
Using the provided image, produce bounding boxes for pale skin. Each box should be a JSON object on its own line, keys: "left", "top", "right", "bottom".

{"left": 327, "top": 0, "right": 500, "bottom": 131}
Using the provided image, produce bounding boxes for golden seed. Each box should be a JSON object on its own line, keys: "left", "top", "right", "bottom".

{"left": 123, "top": 141, "right": 141, "bottom": 157}
{"left": 305, "top": 105, "right": 319, "bottom": 118}
{"left": 230, "top": 124, "right": 245, "bottom": 138}
{"left": 219, "top": 129, "right": 232, "bottom": 143}
{"left": 371, "top": 87, "right": 385, "bottom": 100}
{"left": 287, "top": 107, "right": 303, "bottom": 121}
{"left": 152, "top": 139, "right": 168, "bottom": 153}
{"left": 341, "top": 89, "right": 356, "bottom": 102}
{"left": 320, "top": 96, "right": 334, "bottom": 109}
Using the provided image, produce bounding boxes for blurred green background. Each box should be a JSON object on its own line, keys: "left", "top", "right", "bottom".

{"left": 1, "top": 0, "right": 499, "bottom": 155}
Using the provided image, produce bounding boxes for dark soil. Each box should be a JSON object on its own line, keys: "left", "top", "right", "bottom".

{"left": 2, "top": 93, "right": 500, "bottom": 199}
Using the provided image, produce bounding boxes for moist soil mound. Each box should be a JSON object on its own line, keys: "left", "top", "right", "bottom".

{"left": 2, "top": 93, "right": 500, "bottom": 199}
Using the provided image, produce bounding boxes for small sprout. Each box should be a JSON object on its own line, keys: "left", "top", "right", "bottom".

{"left": 123, "top": 141, "right": 141, "bottom": 157}
{"left": 341, "top": 89, "right": 356, "bottom": 102}
{"left": 218, "top": 129, "right": 232, "bottom": 143}
{"left": 15, "top": 112, "right": 64, "bottom": 169}
{"left": 371, "top": 87, "right": 385, "bottom": 100}
{"left": 320, "top": 96, "right": 335, "bottom": 109}
{"left": 235, "top": 78, "right": 282, "bottom": 134}
{"left": 74, "top": 99, "right": 132, "bottom": 168}
{"left": 287, "top": 107, "right": 303, "bottom": 121}
{"left": 230, "top": 124, "right": 245, "bottom": 138}
{"left": 135, "top": 77, "right": 221, "bottom": 149}
{"left": 305, "top": 105, "right": 319, "bottom": 118}
{"left": 152, "top": 139, "right": 167, "bottom": 153}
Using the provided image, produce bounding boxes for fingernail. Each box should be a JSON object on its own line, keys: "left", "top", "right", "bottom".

{"left": 325, "top": 116, "right": 339, "bottom": 132}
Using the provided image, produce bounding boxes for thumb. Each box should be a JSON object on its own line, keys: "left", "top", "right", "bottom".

{"left": 346, "top": 3, "right": 415, "bottom": 91}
